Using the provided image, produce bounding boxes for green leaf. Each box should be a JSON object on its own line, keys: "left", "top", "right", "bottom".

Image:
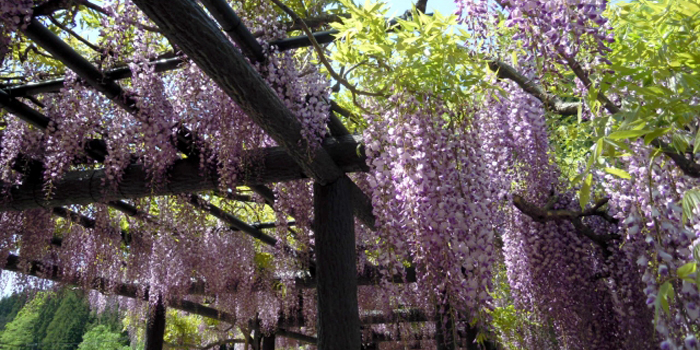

{"left": 681, "top": 189, "right": 700, "bottom": 223}
{"left": 672, "top": 133, "right": 690, "bottom": 153}
{"left": 607, "top": 129, "right": 652, "bottom": 140}
{"left": 657, "top": 281, "right": 674, "bottom": 316}
{"left": 604, "top": 167, "right": 632, "bottom": 179}
{"left": 644, "top": 128, "right": 671, "bottom": 145}
{"left": 570, "top": 173, "right": 585, "bottom": 186}
{"left": 677, "top": 262, "right": 697, "bottom": 280}
{"left": 579, "top": 174, "right": 593, "bottom": 211}
{"left": 603, "top": 138, "right": 634, "bottom": 154}
{"left": 595, "top": 138, "right": 604, "bottom": 158}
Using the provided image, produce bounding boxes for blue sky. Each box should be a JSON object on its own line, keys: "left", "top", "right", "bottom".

{"left": 384, "top": 0, "right": 629, "bottom": 16}
{"left": 384, "top": 0, "right": 458, "bottom": 16}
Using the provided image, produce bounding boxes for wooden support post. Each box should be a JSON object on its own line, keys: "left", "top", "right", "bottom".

{"left": 361, "top": 342, "right": 379, "bottom": 350}
{"left": 436, "top": 309, "right": 456, "bottom": 350}
{"left": 262, "top": 335, "right": 276, "bottom": 350}
{"left": 313, "top": 176, "right": 361, "bottom": 350}
{"left": 144, "top": 294, "right": 167, "bottom": 350}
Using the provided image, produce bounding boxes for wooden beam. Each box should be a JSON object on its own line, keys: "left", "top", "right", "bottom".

{"left": 3, "top": 57, "right": 185, "bottom": 98}
{"left": 436, "top": 307, "right": 456, "bottom": 350}
{"left": 199, "top": 0, "right": 265, "bottom": 62}
{"left": 313, "top": 176, "right": 361, "bottom": 350}
{"left": 131, "top": 0, "right": 342, "bottom": 186}
{"left": 275, "top": 329, "right": 317, "bottom": 344}
{"left": 0, "top": 254, "right": 237, "bottom": 324}
{"left": 23, "top": 18, "right": 136, "bottom": 112}
{"left": 145, "top": 295, "right": 167, "bottom": 350}
{"left": 0, "top": 254, "right": 319, "bottom": 344}
{"left": 262, "top": 335, "right": 276, "bottom": 350}
{"left": 0, "top": 135, "right": 367, "bottom": 212}
{"left": 271, "top": 30, "right": 338, "bottom": 51}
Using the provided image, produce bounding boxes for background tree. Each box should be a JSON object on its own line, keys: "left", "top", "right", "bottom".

{"left": 41, "top": 289, "right": 91, "bottom": 350}
{"left": 0, "top": 0, "right": 699, "bottom": 349}
{"left": 0, "top": 293, "right": 28, "bottom": 334}
{"left": 0, "top": 291, "right": 52, "bottom": 349}
{"left": 77, "top": 325, "right": 129, "bottom": 350}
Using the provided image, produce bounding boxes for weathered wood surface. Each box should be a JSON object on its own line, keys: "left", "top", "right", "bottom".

{"left": 131, "top": 0, "right": 343, "bottom": 185}
{"left": 144, "top": 295, "right": 167, "bottom": 350}
{"left": 0, "top": 135, "right": 367, "bottom": 212}
{"left": 314, "top": 176, "right": 361, "bottom": 350}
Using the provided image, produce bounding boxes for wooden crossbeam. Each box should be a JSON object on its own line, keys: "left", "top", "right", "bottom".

{"left": 131, "top": 0, "right": 343, "bottom": 186}
{"left": 0, "top": 254, "right": 318, "bottom": 344}
{"left": 199, "top": 0, "right": 266, "bottom": 63}
{"left": 1, "top": 254, "right": 237, "bottom": 324}
{"left": 272, "top": 30, "right": 338, "bottom": 51}
{"left": 0, "top": 135, "right": 366, "bottom": 212}
{"left": 20, "top": 19, "right": 269, "bottom": 227}
{"left": 23, "top": 18, "right": 135, "bottom": 111}
{"left": 2, "top": 56, "right": 186, "bottom": 98}
{"left": 1, "top": 254, "right": 430, "bottom": 346}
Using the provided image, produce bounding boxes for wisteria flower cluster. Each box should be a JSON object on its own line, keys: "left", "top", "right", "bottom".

{"left": 0, "top": 0, "right": 332, "bottom": 338}
{"left": 457, "top": 0, "right": 614, "bottom": 70}
{"left": 0, "top": 0, "right": 33, "bottom": 66}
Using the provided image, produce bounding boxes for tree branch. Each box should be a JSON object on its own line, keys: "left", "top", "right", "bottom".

{"left": 33, "top": 0, "right": 107, "bottom": 16}
{"left": 269, "top": 0, "right": 388, "bottom": 102}
{"left": 559, "top": 53, "right": 700, "bottom": 178}
{"left": 48, "top": 15, "right": 102, "bottom": 53}
{"left": 488, "top": 59, "right": 580, "bottom": 116}
{"left": 558, "top": 53, "right": 620, "bottom": 115}
{"left": 284, "top": 13, "right": 350, "bottom": 32}
{"left": 653, "top": 140, "right": 700, "bottom": 178}
{"left": 415, "top": 0, "right": 428, "bottom": 13}
{"left": 512, "top": 194, "right": 620, "bottom": 249}
{"left": 490, "top": 51, "right": 700, "bottom": 179}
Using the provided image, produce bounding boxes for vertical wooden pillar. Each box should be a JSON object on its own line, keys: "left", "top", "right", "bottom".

{"left": 436, "top": 309, "right": 456, "bottom": 350}
{"left": 313, "top": 176, "right": 361, "bottom": 350}
{"left": 144, "top": 294, "right": 166, "bottom": 350}
{"left": 361, "top": 342, "right": 379, "bottom": 350}
{"left": 262, "top": 335, "right": 275, "bottom": 350}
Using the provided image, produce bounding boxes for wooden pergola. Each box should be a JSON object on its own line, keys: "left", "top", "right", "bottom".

{"left": 0, "top": 1, "right": 497, "bottom": 349}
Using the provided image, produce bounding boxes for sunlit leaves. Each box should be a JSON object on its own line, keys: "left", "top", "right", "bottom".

{"left": 681, "top": 188, "right": 700, "bottom": 223}
{"left": 579, "top": 173, "right": 593, "bottom": 210}
{"left": 677, "top": 262, "right": 697, "bottom": 280}
{"left": 657, "top": 281, "right": 674, "bottom": 316}
{"left": 329, "top": 0, "right": 481, "bottom": 109}
{"left": 604, "top": 167, "right": 632, "bottom": 179}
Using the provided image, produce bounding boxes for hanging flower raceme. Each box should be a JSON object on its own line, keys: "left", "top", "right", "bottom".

{"left": 456, "top": 0, "right": 615, "bottom": 70}
{"left": 0, "top": 0, "right": 33, "bottom": 65}
{"left": 472, "top": 79, "right": 646, "bottom": 349}
{"left": 363, "top": 92, "right": 497, "bottom": 323}
{"left": 600, "top": 143, "right": 700, "bottom": 350}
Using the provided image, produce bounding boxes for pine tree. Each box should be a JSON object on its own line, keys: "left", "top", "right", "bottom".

{"left": 41, "top": 290, "right": 90, "bottom": 350}
{"left": 0, "top": 292, "right": 51, "bottom": 349}
{"left": 32, "top": 292, "right": 61, "bottom": 345}
{"left": 0, "top": 293, "right": 29, "bottom": 332}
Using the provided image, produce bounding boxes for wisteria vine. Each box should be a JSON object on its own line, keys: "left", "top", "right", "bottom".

{"left": 0, "top": 0, "right": 698, "bottom": 349}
